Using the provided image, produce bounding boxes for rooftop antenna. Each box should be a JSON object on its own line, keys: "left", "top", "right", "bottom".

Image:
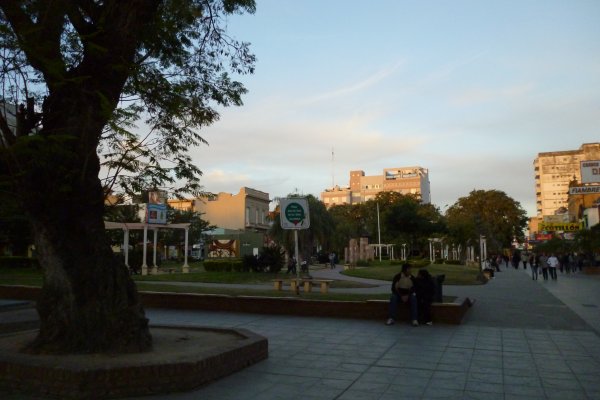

{"left": 331, "top": 147, "right": 335, "bottom": 189}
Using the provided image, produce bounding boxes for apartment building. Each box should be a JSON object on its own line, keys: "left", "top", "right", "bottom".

{"left": 534, "top": 143, "right": 600, "bottom": 218}
{"left": 168, "top": 187, "right": 270, "bottom": 232}
{"left": 321, "top": 167, "right": 431, "bottom": 207}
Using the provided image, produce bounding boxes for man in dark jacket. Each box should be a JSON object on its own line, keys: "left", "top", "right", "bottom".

{"left": 414, "top": 269, "right": 435, "bottom": 325}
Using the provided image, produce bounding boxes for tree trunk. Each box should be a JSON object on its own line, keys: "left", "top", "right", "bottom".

{"left": 18, "top": 96, "right": 152, "bottom": 354}
{"left": 30, "top": 221, "right": 152, "bottom": 354}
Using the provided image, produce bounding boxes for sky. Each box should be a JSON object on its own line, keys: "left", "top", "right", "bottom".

{"left": 189, "top": 0, "right": 600, "bottom": 217}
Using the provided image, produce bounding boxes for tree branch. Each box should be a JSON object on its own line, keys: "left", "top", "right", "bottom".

{"left": 65, "top": 3, "right": 94, "bottom": 38}
{"left": 0, "top": 0, "right": 67, "bottom": 85}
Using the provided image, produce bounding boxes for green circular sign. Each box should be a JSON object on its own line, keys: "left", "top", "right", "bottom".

{"left": 285, "top": 202, "right": 305, "bottom": 225}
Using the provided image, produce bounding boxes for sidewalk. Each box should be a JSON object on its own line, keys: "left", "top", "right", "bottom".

{"left": 2, "top": 266, "right": 600, "bottom": 399}
{"left": 139, "top": 265, "right": 600, "bottom": 400}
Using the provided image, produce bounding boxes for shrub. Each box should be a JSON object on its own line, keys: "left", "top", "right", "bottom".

{"left": 258, "top": 245, "right": 285, "bottom": 273}
{"left": 242, "top": 254, "right": 257, "bottom": 272}
{"left": 122, "top": 246, "right": 163, "bottom": 274}
{"left": 444, "top": 259, "right": 464, "bottom": 265}
{"left": 408, "top": 258, "right": 430, "bottom": 269}
{"left": 356, "top": 259, "right": 370, "bottom": 267}
{"left": 316, "top": 251, "right": 329, "bottom": 264}
{"left": 434, "top": 258, "right": 444, "bottom": 264}
{"left": 203, "top": 259, "right": 242, "bottom": 272}
{"left": 0, "top": 256, "right": 40, "bottom": 269}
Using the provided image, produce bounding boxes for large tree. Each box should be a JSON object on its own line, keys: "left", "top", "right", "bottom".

{"left": 446, "top": 189, "right": 528, "bottom": 255}
{"left": 0, "top": 0, "right": 255, "bottom": 353}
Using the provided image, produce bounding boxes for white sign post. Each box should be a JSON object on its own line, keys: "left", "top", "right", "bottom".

{"left": 280, "top": 198, "right": 310, "bottom": 286}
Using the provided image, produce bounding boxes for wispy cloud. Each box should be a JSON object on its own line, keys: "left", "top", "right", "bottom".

{"left": 451, "top": 82, "right": 535, "bottom": 107}
{"left": 299, "top": 60, "right": 405, "bottom": 105}
{"left": 418, "top": 51, "right": 488, "bottom": 86}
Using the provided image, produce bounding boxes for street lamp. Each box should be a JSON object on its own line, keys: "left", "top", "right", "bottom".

{"left": 479, "top": 235, "right": 487, "bottom": 270}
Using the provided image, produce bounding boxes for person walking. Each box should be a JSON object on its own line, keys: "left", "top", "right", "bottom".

{"left": 491, "top": 255, "right": 500, "bottom": 272}
{"left": 539, "top": 253, "right": 549, "bottom": 281}
{"left": 512, "top": 252, "right": 520, "bottom": 269}
{"left": 328, "top": 252, "right": 336, "bottom": 269}
{"left": 286, "top": 256, "right": 296, "bottom": 274}
{"left": 547, "top": 253, "right": 559, "bottom": 281}
{"left": 386, "top": 263, "right": 419, "bottom": 326}
{"left": 521, "top": 251, "right": 528, "bottom": 270}
{"left": 529, "top": 252, "right": 538, "bottom": 280}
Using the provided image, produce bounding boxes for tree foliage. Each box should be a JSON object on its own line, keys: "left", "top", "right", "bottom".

{"left": 445, "top": 189, "right": 528, "bottom": 254}
{"left": 1, "top": 0, "right": 256, "bottom": 200}
{"left": 328, "top": 203, "right": 368, "bottom": 253}
{"left": 327, "top": 192, "right": 444, "bottom": 256}
{"left": 0, "top": 0, "right": 255, "bottom": 354}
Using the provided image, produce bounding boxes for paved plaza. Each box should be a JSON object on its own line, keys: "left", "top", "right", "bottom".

{"left": 1, "top": 265, "right": 599, "bottom": 399}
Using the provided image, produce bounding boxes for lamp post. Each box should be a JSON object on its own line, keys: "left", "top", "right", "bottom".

{"left": 479, "top": 235, "right": 487, "bottom": 270}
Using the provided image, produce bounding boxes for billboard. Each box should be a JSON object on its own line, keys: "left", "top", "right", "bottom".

{"left": 569, "top": 186, "right": 600, "bottom": 195}
{"left": 138, "top": 190, "right": 167, "bottom": 224}
{"left": 580, "top": 160, "right": 600, "bottom": 184}
{"left": 538, "top": 222, "right": 582, "bottom": 232}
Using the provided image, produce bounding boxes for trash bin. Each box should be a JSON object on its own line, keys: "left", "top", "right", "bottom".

{"left": 434, "top": 274, "right": 445, "bottom": 302}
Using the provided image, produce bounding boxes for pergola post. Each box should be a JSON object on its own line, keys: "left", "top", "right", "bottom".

{"left": 151, "top": 228, "right": 158, "bottom": 275}
{"left": 182, "top": 227, "right": 190, "bottom": 273}
{"left": 123, "top": 228, "right": 129, "bottom": 270}
{"left": 141, "top": 225, "right": 148, "bottom": 275}
{"left": 104, "top": 221, "right": 191, "bottom": 275}
{"left": 428, "top": 239, "right": 434, "bottom": 262}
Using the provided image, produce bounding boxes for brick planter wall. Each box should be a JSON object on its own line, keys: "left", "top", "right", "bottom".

{"left": 0, "top": 285, "right": 473, "bottom": 325}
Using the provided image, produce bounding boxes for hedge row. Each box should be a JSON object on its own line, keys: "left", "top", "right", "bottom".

{"left": 0, "top": 256, "right": 40, "bottom": 269}
{"left": 203, "top": 259, "right": 244, "bottom": 272}
{"left": 390, "top": 258, "right": 431, "bottom": 269}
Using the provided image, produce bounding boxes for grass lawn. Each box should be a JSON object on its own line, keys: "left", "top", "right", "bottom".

{"left": 0, "top": 266, "right": 384, "bottom": 300}
{"left": 136, "top": 282, "right": 392, "bottom": 301}
{"left": 0, "top": 261, "right": 478, "bottom": 301}
{"left": 343, "top": 262, "right": 483, "bottom": 285}
{"left": 134, "top": 269, "right": 372, "bottom": 288}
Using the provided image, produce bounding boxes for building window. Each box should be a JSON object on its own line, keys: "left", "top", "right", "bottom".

{"left": 245, "top": 207, "right": 250, "bottom": 225}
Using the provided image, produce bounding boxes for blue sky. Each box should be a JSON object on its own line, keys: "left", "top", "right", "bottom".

{"left": 190, "top": 0, "right": 600, "bottom": 216}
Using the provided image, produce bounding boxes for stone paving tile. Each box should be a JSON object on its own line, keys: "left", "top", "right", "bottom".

{"left": 467, "top": 371, "right": 503, "bottom": 384}
{"left": 543, "top": 388, "right": 590, "bottom": 400}
{"left": 347, "top": 380, "right": 388, "bottom": 393}
{"left": 435, "top": 361, "right": 470, "bottom": 372}
{"left": 384, "top": 382, "right": 427, "bottom": 397}
{"left": 421, "top": 386, "right": 464, "bottom": 399}
{"left": 462, "top": 390, "right": 504, "bottom": 400}
{"left": 336, "top": 389, "right": 383, "bottom": 400}
{"left": 427, "top": 377, "right": 466, "bottom": 391}
{"left": 503, "top": 383, "right": 546, "bottom": 397}
{"left": 540, "top": 376, "right": 584, "bottom": 390}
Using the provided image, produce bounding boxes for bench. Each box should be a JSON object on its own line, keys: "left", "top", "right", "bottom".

{"left": 289, "top": 279, "right": 309, "bottom": 293}
{"left": 289, "top": 279, "right": 334, "bottom": 294}
{"left": 271, "top": 279, "right": 284, "bottom": 291}
{"left": 313, "top": 279, "right": 334, "bottom": 293}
